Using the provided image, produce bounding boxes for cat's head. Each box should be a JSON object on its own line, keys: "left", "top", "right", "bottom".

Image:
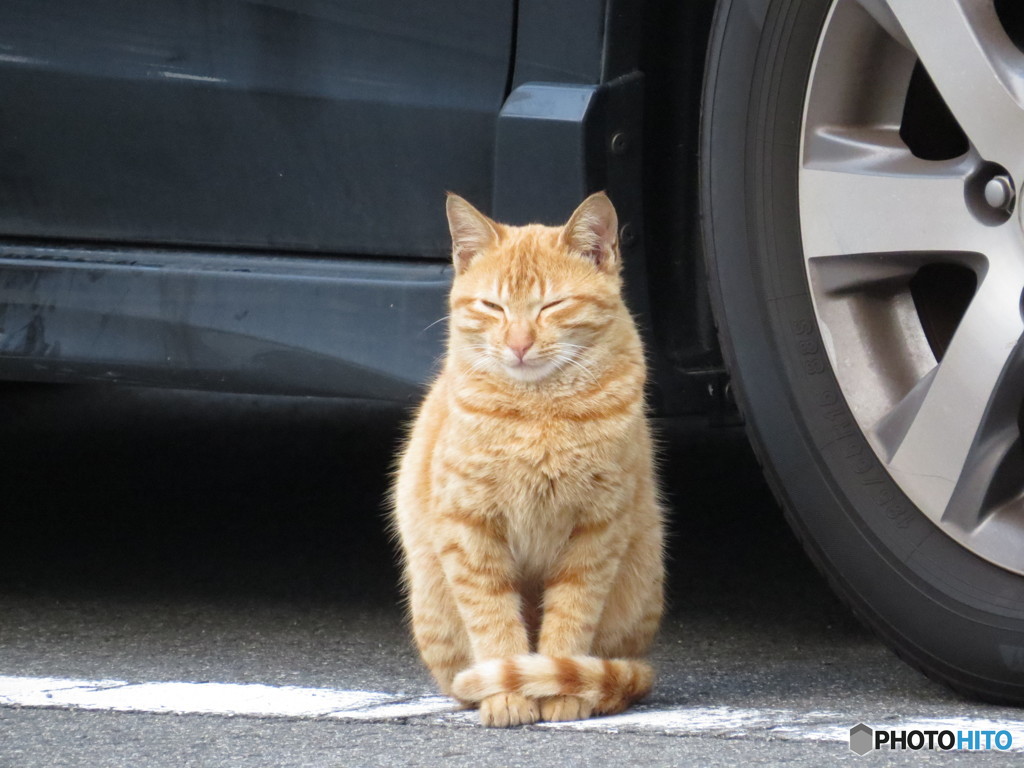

{"left": 445, "top": 192, "right": 627, "bottom": 385}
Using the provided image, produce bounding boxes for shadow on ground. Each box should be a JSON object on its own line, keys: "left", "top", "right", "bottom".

{"left": 0, "top": 383, "right": 860, "bottom": 635}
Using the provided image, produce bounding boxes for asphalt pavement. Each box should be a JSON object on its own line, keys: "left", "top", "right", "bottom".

{"left": 0, "top": 383, "right": 1021, "bottom": 766}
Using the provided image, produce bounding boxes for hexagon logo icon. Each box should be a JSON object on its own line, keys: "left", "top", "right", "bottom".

{"left": 849, "top": 723, "right": 874, "bottom": 755}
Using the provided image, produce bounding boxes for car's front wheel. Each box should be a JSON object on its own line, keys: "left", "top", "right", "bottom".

{"left": 701, "top": 0, "right": 1024, "bottom": 703}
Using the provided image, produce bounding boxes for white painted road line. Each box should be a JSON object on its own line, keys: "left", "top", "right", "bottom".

{"left": 536, "top": 706, "right": 848, "bottom": 740}
{"left": 1, "top": 675, "right": 1022, "bottom": 748}
{"left": 538, "top": 709, "right": 1024, "bottom": 748}
{"left": 0, "top": 676, "right": 456, "bottom": 721}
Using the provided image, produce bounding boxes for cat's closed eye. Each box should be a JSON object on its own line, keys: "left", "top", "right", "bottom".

{"left": 541, "top": 299, "right": 567, "bottom": 312}
{"left": 479, "top": 299, "right": 503, "bottom": 312}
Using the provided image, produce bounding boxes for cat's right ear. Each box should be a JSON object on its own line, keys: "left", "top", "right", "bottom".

{"left": 446, "top": 194, "right": 500, "bottom": 274}
{"left": 561, "top": 192, "right": 619, "bottom": 274}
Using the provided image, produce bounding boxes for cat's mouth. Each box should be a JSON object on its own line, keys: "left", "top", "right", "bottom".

{"left": 502, "top": 357, "right": 558, "bottom": 382}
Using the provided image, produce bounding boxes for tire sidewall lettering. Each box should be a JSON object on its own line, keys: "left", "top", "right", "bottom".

{"left": 784, "top": 307, "right": 921, "bottom": 536}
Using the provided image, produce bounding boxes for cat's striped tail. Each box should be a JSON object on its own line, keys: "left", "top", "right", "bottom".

{"left": 451, "top": 655, "right": 653, "bottom": 715}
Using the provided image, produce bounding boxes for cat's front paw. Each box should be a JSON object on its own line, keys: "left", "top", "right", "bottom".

{"left": 539, "top": 695, "right": 593, "bottom": 722}
{"left": 478, "top": 692, "right": 539, "bottom": 727}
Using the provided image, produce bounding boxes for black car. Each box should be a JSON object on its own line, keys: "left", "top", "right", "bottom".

{"left": 2, "top": 0, "right": 1023, "bottom": 704}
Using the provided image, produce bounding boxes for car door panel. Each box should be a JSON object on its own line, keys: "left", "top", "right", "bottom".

{"left": 0, "top": 0, "right": 513, "bottom": 257}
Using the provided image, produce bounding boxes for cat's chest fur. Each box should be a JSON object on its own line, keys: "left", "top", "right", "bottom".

{"left": 436, "top": 406, "right": 636, "bottom": 577}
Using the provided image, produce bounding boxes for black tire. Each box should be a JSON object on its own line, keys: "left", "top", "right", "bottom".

{"left": 700, "top": 0, "right": 1024, "bottom": 704}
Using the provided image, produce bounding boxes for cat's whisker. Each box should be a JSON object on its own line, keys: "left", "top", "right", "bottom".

{"left": 557, "top": 350, "right": 600, "bottom": 387}
{"left": 570, "top": 348, "right": 603, "bottom": 381}
{"left": 420, "top": 314, "right": 450, "bottom": 335}
{"left": 465, "top": 352, "right": 495, "bottom": 376}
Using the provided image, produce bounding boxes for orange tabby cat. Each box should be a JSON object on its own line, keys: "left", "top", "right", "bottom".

{"left": 391, "top": 192, "right": 664, "bottom": 727}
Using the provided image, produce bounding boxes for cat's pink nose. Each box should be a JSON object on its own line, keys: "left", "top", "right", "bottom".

{"left": 508, "top": 340, "right": 533, "bottom": 362}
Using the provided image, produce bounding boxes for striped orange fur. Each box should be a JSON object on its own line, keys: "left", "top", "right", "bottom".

{"left": 451, "top": 655, "right": 655, "bottom": 716}
{"left": 391, "top": 192, "right": 665, "bottom": 727}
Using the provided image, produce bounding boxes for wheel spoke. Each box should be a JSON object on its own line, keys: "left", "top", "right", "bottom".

{"left": 801, "top": 129, "right": 990, "bottom": 292}
{"left": 879, "top": 0, "right": 1024, "bottom": 169}
{"left": 855, "top": 0, "right": 911, "bottom": 49}
{"left": 881, "top": 269, "right": 1024, "bottom": 528}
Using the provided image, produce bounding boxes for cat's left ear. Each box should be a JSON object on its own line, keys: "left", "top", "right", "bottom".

{"left": 561, "top": 192, "right": 619, "bottom": 274}
{"left": 446, "top": 193, "right": 501, "bottom": 274}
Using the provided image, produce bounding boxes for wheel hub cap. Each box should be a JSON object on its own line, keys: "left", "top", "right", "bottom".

{"left": 799, "top": 0, "right": 1024, "bottom": 575}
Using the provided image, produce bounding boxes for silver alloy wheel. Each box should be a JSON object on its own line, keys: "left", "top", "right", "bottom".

{"left": 800, "top": 0, "right": 1024, "bottom": 574}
